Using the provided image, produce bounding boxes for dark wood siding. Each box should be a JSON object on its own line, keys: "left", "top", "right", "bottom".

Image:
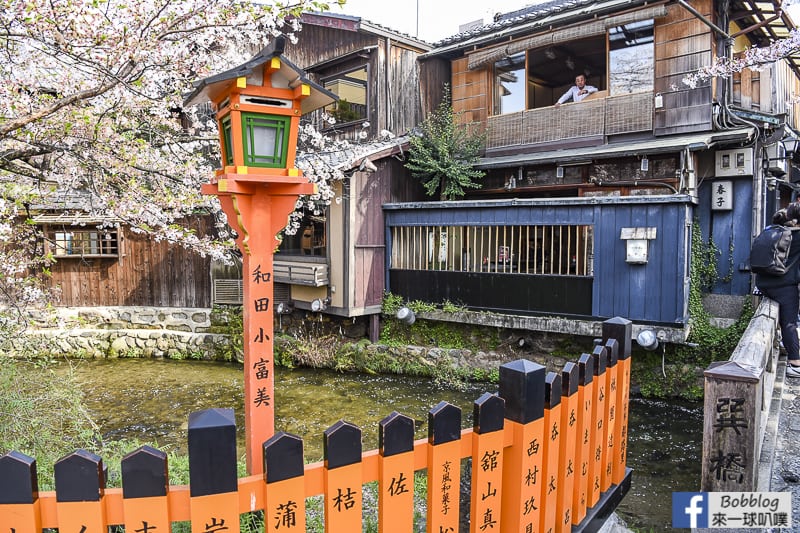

{"left": 351, "top": 158, "right": 425, "bottom": 310}
{"left": 48, "top": 216, "right": 212, "bottom": 307}
{"left": 390, "top": 271, "right": 593, "bottom": 316}
{"left": 653, "top": 0, "right": 714, "bottom": 135}
{"left": 419, "top": 57, "right": 451, "bottom": 116}
{"left": 286, "top": 22, "right": 429, "bottom": 139}
{"left": 387, "top": 44, "right": 428, "bottom": 135}
{"left": 285, "top": 24, "right": 376, "bottom": 68}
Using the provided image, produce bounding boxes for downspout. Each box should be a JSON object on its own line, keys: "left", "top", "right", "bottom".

{"left": 385, "top": 36, "right": 392, "bottom": 134}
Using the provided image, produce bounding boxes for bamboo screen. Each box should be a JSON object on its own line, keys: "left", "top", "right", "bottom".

{"left": 390, "top": 224, "right": 593, "bottom": 276}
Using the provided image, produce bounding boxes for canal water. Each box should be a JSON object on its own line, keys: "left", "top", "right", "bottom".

{"left": 61, "top": 358, "right": 702, "bottom": 531}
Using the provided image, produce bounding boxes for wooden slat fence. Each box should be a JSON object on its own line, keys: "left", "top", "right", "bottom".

{"left": 1, "top": 318, "right": 633, "bottom": 533}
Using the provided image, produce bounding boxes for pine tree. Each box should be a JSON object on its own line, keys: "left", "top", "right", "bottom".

{"left": 405, "top": 86, "right": 486, "bottom": 200}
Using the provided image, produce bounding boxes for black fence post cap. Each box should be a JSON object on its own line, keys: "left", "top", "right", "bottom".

{"left": 264, "top": 432, "right": 305, "bottom": 483}
{"left": 545, "top": 372, "right": 562, "bottom": 409}
{"left": 592, "top": 344, "right": 608, "bottom": 375}
{"left": 562, "top": 361, "right": 580, "bottom": 397}
{"left": 499, "top": 359, "right": 546, "bottom": 424}
{"left": 188, "top": 408, "right": 237, "bottom": 497}
{"left": 602, "top": 317, "right": 632, "bottom": 360}
{"left": 121, "top": 445, "right": 168, "bottom": 499}
{"left": 54, "top": 449, "right": 105, "bottom": 502}
{"left": 428, "top": 401, "right": 462, "bottom": 445}
{"left": 379, "top": 411, "right": 415, "bottom": 457}
{"left": 578, "top": 353, "right": 594, "bottom": 385}
{"left": 0, "top": 451, "right": 38, "bottom": 504}
{"left": 605, "top": 338, "right": 619, "bottom": 367}
{"left": 324, "top": 420, "right": 362, "bottom": 469}
{"left": 474, "top": 392, "right": 505, "bottom": 435}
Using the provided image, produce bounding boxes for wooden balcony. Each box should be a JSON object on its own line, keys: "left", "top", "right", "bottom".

{"left": 486, "top": 91, "right": 654, "bottom": 152}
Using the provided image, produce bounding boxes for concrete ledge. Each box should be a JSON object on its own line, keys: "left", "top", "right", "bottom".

{"left": 418, "top": 309, "right": 690, "bottom": 344}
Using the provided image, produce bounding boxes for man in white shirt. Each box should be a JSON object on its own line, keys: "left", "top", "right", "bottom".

{"left": 555, "top": 74, "right": 598, "bottom": 107}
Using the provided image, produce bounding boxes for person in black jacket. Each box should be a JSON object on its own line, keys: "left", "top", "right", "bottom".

{"left": 755, "top": 203, "right": 800, "bottom": 378}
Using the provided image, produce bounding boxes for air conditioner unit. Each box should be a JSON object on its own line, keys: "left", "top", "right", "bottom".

{"left": 715, "top": 148, "right": 753, "bottom": 176}
{"left": 765, "top": 143, "right": 788, "bottom": 176}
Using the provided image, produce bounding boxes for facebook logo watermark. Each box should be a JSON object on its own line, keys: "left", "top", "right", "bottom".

{"left": 672, "top": 492, "right": 792, "bottom": 528}
{"left": 673, "top": 492, "right": 708, "bottom": 528}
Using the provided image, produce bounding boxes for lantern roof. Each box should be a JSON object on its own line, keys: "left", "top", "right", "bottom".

{"left": 184, "top": 35, "right": 336, "bottom": 114}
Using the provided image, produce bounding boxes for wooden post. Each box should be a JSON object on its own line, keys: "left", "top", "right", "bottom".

{"left": 540, "top": 371, "right": 562, "bottom": 533}
{"left": 53, "top": 449, "right": 106, "bottom": 533}
{"left": 427, "top": 401, "right": 462, "bottom": 533}
{"left": 556, "top": 362, "right": 580, "bottom": 529}
{"left": 378, "top": 411, "right": 415, "bottom": 532}
{"left": 601, "top": 338, "right": 619, "bottom": 492}
{"left": 602, "top": 317, "right": 632, "bottom": 485}
{"left": 121, "top": 446, "right": 170, "bottom": 533}
{"left": 187, "top": 408, "right": 239, "bottom": 533}
{"left": 470, "top": 393, "right": 505, "bottom": 533}
{"left": 701, "top": 361, "right": 762, "bottom": 491}
{"left": 264, "top": 432, "right": 306, "bottom": 531}
{"left": 572, "top": 352, "right": 594, "bottom": 525}
{"left": 499, "top": 359, "right": 546, "bottom": 533}
{"left": 323, "top": 420, "right": 363, "bottom": 532}
{"left": 588, "top": 343, "right": 608, "bottom": 508}
{"left": 0, "top": 451, "right": 40, "bottom": 533}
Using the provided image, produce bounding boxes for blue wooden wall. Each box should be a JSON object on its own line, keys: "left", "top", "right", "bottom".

{"left": 384, "top": 196, "right": 693, "bottom": 325}
{"left": 696, "top": 176, "right": 753, "bottom": 296}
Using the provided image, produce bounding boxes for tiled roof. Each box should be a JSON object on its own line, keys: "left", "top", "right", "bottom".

{"left": 431, "top": 0, "right": 632, "bottom": 47}
{"left": 296, "top": 135, "right": 410, "bottom": 171}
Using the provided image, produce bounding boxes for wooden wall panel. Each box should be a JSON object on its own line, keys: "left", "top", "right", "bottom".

{"left": 653, "top": 0, "right": 714, "bottom": 135}
{"left": 419, "top": 57, "right": 451, "bottom": 115}
{"left": 653, "top": 33, "right": 711, "bottom": 61}
{"left": 388, "top": 46, "right": 427, "bottom": 135}
{"left": 654, "top": 51, "right": 713, "bottom": 78}
{"left": 350, "top": 157, "right": 424, "bottom": 311}
{"left": 48, "top": 217, "right": 213, "bottom": 308}
{"left": 451, "top": 57, "right": 489, "bottom": 126}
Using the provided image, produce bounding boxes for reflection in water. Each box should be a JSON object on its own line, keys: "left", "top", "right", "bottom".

{"left": 60, "top": 358, "right": 701, "bottom": 532}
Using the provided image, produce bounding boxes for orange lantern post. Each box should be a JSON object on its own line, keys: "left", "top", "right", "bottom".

{"left": 184, "top": 36, "right": 336, "bottom": 475}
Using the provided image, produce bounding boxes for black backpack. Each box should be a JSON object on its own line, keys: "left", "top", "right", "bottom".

{"left": 750, "top": 225, "right": 797, "bottom": 275}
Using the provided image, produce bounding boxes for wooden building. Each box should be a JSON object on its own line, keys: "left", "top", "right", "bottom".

{"left": 253, "top": 14, "right": 430, "bottom": 327}
{"left": 381, "top": 0, "right": 800, "bottom": 337}
{"left": 32, "top": 191, "right": 214, "bottom": 307}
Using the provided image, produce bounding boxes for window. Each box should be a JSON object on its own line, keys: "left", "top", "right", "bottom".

{"left": 323, "top": 66, "right": 368, "bottom": 125}
{"left": 609, "top": 20, "right": 654, "bottom": 95}
{"left": 50, "top": 228, "right": 119, "bottom": 258}
{"left": 491, "top": 19, "right": 654, "bottom": 113}
{"left": 494, "top": 53, "right": 526, "bottom": 115}
{"left": 277, "top": 214, "right": 327, "bottom": 257}
{"left": 391, "top": 224, "right": 593, "bottom": 276}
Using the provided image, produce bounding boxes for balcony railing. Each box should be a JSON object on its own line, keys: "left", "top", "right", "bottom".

{"left": 486, "top": 91, "right": 653, "bottom": 151}
{"left": 274, "top": 259, "right": 329, "bottom": 286}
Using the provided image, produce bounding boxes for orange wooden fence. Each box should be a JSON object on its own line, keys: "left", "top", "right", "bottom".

{"left": 0, "top": 318, "right": 633, "bottom": 533}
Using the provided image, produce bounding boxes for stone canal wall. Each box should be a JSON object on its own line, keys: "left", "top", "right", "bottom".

{"left": 14, "top": 306, "right": 552, "bottom": 373}
{"left": 16, "top": 306, "right": 230, "bottom": 359}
